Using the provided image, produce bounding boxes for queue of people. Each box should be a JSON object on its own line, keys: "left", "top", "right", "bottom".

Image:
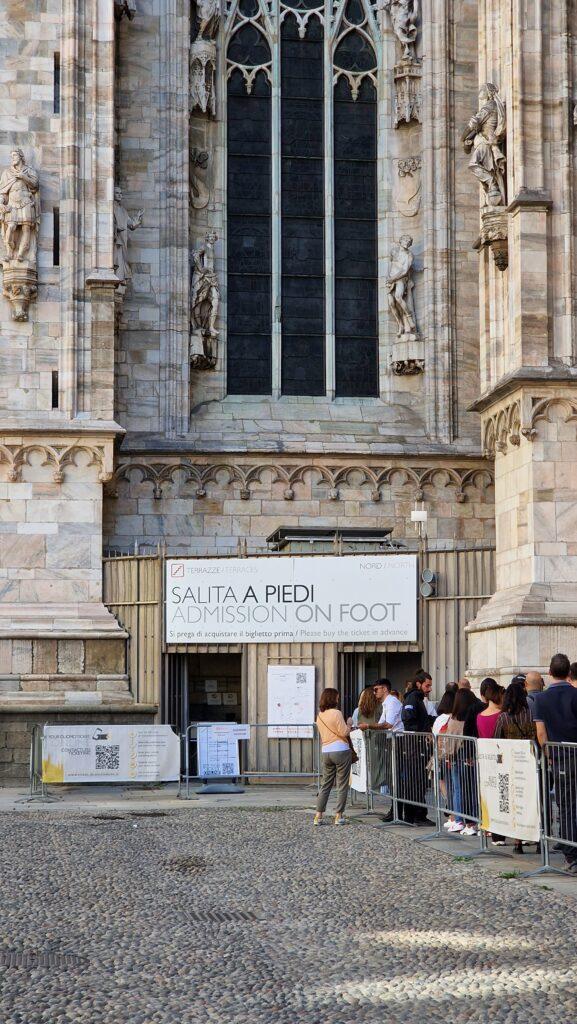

{"left": 313, "top": 653, "right": 577, "bottom": 873}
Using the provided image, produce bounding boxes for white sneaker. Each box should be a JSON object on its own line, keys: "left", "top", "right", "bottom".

{"left": 448, "top": 821, "right": 464, "bottom": 833}
{"left": 443, "top": 819, "right": 454, "bottom": 829}
{"left": 461, "top": 824, "right": 476, "bottom": 836}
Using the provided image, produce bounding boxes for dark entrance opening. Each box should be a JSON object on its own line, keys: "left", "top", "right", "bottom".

{"left": 162, "top": 652, "right": 242, "bottom": 738}
{"left": 339, "top": 651, "right": 423, "bottom": 718}
{"left": 187, "top": 653, "right": 242, "bottom": 725}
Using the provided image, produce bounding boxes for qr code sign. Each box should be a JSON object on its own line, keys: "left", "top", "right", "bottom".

{"left": 95, "top": 744, "right": 120, "bottom": 771}
{"left": 296, "top": 672, "right": 307, "bottom": 685}
{"left": 498, "top": 773, "right": 510, "bottom": 814}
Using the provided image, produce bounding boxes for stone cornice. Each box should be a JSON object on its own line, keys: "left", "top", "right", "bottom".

{"left": 469, "top": 368, "right": 577, "bottom": 414}
{"left": 0, "top": 437, "right": 117, "bottom": 483}
{"left": 108, "top": 456, "right": 494, "bottom": 503}
{"left": 507, "top": 189, "right": 553, "bottom": 214}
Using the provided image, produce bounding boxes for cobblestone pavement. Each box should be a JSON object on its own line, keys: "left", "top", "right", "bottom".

{"left": 0, "top": 807, "right": 575, "bottom": 1024}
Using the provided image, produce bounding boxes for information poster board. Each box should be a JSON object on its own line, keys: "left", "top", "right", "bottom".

{"left": 349, "top": 730, "right": 367, "bottom": 794}
{"left": 267, "top": 665, "right": 315, "bottom": 738}
{"left": 196, "top": 722, "right": 250, "bottom": 778}
{"left": 477, "top": 738, "right": 540, "bottom": 842}
{"left": 42, "top": 725, "right": 180, "bottom": 784}
{"left": 166, "top": 555, "right": 417, "bottom": 645}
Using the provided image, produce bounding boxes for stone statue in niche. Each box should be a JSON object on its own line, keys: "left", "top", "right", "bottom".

{"left": 388, "top": 235, "right": 423, "bottom": 375}
{"left": 113, "top": 187, "right": 143, "bottom": 286}
{"left": 114, "top": 0, "right": 137, "bottom": 19}
{"left": 396, "top": 156, "right": 421, "bottom": 217}
{"left": 190, "top": 231, "right": 219, "bottom": 370}
{"left": 191, "top": 148, "right": 210, "bottom": 210}
{"left": 387, "top": 235, "right": 417, "bottom": 340}
{"left": 0, "top": 148, "right": 40, "bottom": 263}
{"left": 194, "top": 0, "right": 220, "bottom": 40}
{"left": 190, "top": 39, "right": 217, "bottom": 117}
{"left": 0, "top": 148, "right": 40, "bottom": 321}
{"left": 462, "top": 83, "right": 507, "bottom": 207}
{"left": 383, "top": 0, "right": 418, "bottom": 59}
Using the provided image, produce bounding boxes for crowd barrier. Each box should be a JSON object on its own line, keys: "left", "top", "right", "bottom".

{"left": 180, "top": 722, "right": 321, "bottom": 798}
{"left": 353, "top": 730, "right": 577, "bottom": 875}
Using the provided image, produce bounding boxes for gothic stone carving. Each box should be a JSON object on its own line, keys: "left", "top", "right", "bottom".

{"left": 462, "top": 83, "right": 506, "bottom": 208}
{"left": 110, "top": 458, "right": 494, "bottom": 505}
{"left": 396, "top": 156, "right": 421, "bottom": 217}
{"left": 392, "top": 58, "right": 422, "bottom": 127}
{"left": 384, "top": 0, "right": 418, "bottom": 59}
{"left": 191, "top": 38, "right": 217, "bottom": 117}
{"left": 482, "top": 400, "right": 521, "bottom": 457}
{"left": 474, "top": 207, "right": 508, "bottom": 271}
{"left": 0, "top": 148, "right": 40, "bottom": 321}
{"left": 0, "top": 441, "right": 113, "bottom": 484}
{"left": 113, "top": 187, "right": 143, "bottom": 289}
{"left": 190, "top": 232, "right": 219, "bottom": 370}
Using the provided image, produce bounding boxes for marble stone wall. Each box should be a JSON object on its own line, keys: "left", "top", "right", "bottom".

{"left": 104, "top": 454, "right": 495, "bottom": 555}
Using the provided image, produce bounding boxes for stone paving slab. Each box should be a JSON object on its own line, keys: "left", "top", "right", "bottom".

{"left": 0, "top": 802, "right": 576, "bottom": 1023}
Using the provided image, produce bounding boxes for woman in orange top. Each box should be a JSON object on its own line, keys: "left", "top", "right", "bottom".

{"left": 314, "top": 688, "right": 352, "bottom": 826}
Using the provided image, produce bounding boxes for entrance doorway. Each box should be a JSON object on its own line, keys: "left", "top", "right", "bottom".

{"left": 339, "top": 651, "right": 422, "bottom": 717}
{"left": 162, "top": 652, "right": 242, "bottom": 736}
{"left": 187, "top": 653, "right": 242, "bottom": 724}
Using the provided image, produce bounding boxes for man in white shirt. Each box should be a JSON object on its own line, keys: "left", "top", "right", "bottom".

{"left": 375, "top": 678, "right": 404, "bottom": 732}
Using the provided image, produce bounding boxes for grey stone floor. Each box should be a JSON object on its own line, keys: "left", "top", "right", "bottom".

{"left": 0, "top": 805, "right": 575, "bottom": 1024}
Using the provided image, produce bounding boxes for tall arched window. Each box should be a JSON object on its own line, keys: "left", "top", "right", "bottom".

{"left": 226, "top": 0, "right": 378, "bottom": 398}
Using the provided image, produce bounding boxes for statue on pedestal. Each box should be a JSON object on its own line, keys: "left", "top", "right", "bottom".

{"left": 113, "top": 187, "right": 143, "bottom": 286}
{"left": 383, "top": 0, "right": 418, "bottom": 59}
{"left": 0, "top": 148, "right": 40, "bottom": 263}
{"left": 0, "top": 148, "right": 40, "bottom": 321}
{"left": 190, "top": 231, "right": 219, "bottom": 370}
{"left": 387, "top": 235, "right": 417, "bottom": 340}
{"left": 462, "top": 83, "right": 507, "bottom": 207}
{"left": 195, "top": 0, "right": 220, "bottom": 40}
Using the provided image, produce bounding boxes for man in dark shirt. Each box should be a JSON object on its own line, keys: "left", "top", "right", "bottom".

{"left": 533, "top": 653, "right": 577, "bottom": 873}
{"left": 401, "top": 678, "right": 433, "bottom": 825}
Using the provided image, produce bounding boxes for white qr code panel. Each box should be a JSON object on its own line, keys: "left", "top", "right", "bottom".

{"left": 95, "top": 744, "right": 120, "bottom": 771}
{"left": 498, "top": 772, "right": 510, "bottom": 814}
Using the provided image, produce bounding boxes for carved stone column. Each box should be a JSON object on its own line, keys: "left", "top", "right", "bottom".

{"left": 466, "top": 1, "right": 577, "bottom": 682}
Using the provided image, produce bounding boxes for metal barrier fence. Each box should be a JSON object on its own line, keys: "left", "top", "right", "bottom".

{"left": 29, "top": 724, "right": 45, "bottom": 799}
{"left": 537, "top": 741, "right": 577, "bottom": 876}
{"left": 355, "top": 731, "right": 542, "bottom": 860}
{"left": 180, "top": 722, "right": 321, "bottom": 798}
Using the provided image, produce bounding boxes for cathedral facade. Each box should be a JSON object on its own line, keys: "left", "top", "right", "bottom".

{"left": 0, "top": 0, "right": 574, "bottom": 764}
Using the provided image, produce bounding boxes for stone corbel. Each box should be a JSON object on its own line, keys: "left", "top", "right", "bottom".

{"left": 391, "top": 338, "right": 424, "bottom": 376}
{"left": 2, "top": 262, "right": 37, "bottom": 322}
{"left": 474, "top": 208, "right": 508, "bottom": 272}
{"left": 393, "top": 59, "right": 422, "bottom": 127}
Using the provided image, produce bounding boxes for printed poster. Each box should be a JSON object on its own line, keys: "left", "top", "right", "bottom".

{"left": 349, "top": 729, "right": 367, "bottom": 794}
{"left": 477, "top": 738, "right": 540, "bottom": 842}
{"left": 42, "top": 725, "right": 180, "bottom": 784}
{"left": 267, "top": 665, "right": 315, "bottom": 738}
{"left": 196, "top": 722, "right": 250, "bottom": 778}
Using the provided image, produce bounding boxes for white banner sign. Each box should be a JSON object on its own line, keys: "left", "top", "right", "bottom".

{"left": 477, "top": 738, "right": 540, "bottom": 842}
{"left": 267, "top": 665, "right": 315, "bottom": 738}
{"left": 166, "top": 555, "right": 417, "bottom": 645}
{"left": 196, "top": 722, "right": 249, "bottom": 778}
{"left": 349, "top": 730, "right": 367, "bottom": 793}
{"left": 42, "top": 725, "right": 180, "bottom": 784}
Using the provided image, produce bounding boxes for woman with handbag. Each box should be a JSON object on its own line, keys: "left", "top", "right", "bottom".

{"left": 314, "top": 688, "right": 353, "bottom": 826}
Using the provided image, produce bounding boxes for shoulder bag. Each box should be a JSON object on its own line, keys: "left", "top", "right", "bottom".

{"left": 318, "top": 713, "right": 359, "bottom": 764}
